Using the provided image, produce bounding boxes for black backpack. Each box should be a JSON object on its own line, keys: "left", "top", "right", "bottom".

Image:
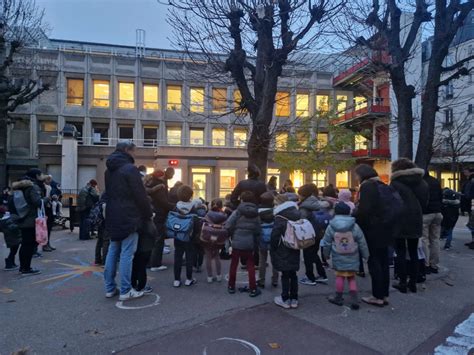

{"left": 376, "top": 183, "right": 403, "bottom": 225}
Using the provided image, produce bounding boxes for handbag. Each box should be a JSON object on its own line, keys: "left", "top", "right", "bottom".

{"left": 35, "top": 200, "right": 48, "bottom": 246}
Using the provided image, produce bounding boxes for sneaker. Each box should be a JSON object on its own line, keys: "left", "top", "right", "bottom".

{"left": 173, "top": 280, "right": 181, "bottom": 288}
{"left": 228, "top": 286, "right": 236, "bottom": 294}
{"left": 274, "top": 296, "right": 291, "bottom": 309}
{"left": 290, "top": 299, "right": 299, "bottom": 309}
{"left": 105, "top": 288, "right": 119, "bottom": 298}
{"left": 299, "top": 277, "right": 317, "bottom": 286}
{"left": 185, "top": 279, "right": 196, "bottom": 286}
{"left": 163, "top": 246, "right": 171, "bottom": 255}
{"left": 315, "top": 276, "right": 329, "bottom": 284}
{"left": 428, "top": 266, "right": 439, "bottom": 274}
{"left": 150, "top": 265, "right": 167, "bottom": 272}
{"left": 20, "top": 268, "right": 41, "bottom": 276}
{"left": 328, "top": 294, "right": 344, "bottom": 306}
{"left": 207, "top": 276, "right": 214, "bottom": 283}
{"left": 249, "top": 288, "right": 262, "bottom": 297}
{"left": 141, "top": 285, "right": 153, "bottom": 294}
{"left": 444, "top": 246, "right": 451, "bottom": 251}
{"left": 216, "top": 275, "right": 222, "bottom": 282}
{"left": 119, "top": 289, "right": 144, "bottom": 301}
{"left": 33, "top": 252, "right": 43, "bottom": 258}
{"left": 4, "top": 264, "right": 19, "bottom": 271}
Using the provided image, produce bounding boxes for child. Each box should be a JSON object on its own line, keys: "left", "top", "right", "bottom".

{"left": 257, "top": 192, "right": 279, "bottom": 288}
{"left": 202, "top": 199, "right": 228, "bottom": 282}
{"left": 271, "top": 194, "right": 301, "bottom": 309}
{"left": 225, "top": 191, "right": 261, "bottom": 297}
{"left": 338, "top": 189, "right": 355, "bottom": 214}
{"left": 441, "top": 189, "right": 460, "bottom": 250}
{"left": 193, "top": 199, "right": 207, "bottom": 273}
{"left": 321, "top": 202, "right": 369, "bottom": 310}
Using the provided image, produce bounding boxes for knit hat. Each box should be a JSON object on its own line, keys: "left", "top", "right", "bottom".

{"left": 260, "top": 191, "right": 275, "bottom": 208}
{"left": 334, "top": 201, "right": 351, "bottom": 215}
{"left": 338, "top": 189, "right": 352, "bottom": 203}
{"left": 298, "top": 183, "right": 318, "bottom": 199}
{"left": 274, "top": 193, "right": 289, "bottom": 206}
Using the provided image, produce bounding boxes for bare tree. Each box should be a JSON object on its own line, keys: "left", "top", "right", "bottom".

{"left": 0, "top": 0, "right": 49, "bottom": 185}
{"left": 167, "top": 0, "right": 345, "bottom": 179}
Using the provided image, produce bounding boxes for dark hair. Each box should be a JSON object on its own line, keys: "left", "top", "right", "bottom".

{"left": 323, "top": 184, "right": 337, "bottom": 198}
{"left": 138, "top": 165, "right": 147, "bottom": 172}
{"left": 247, "top": 164, "right": 261, "bottom": 179}
{"left": 166, "top": 167, "right": 175, "bottom": 174}
{"left": 354, "top": 164, "right": 378, "bottom": 183}
{"left": 116, "top": 141, "right": 136, "bottom": 152}
{"left": 260, "top": 191, "right": 275, "bottom": 208}
{"left": 211, "top": 198, "right": 223, "bottom": 211}
{"left": 285, "top": 186, "right": 296, "bottom": 193}
{"left": 298, "top": 183, "right": 318, "bottom": 199}
{"left": 177, "top": 185, "right": 193, "bottom": 202}
{"left": 25, "top": 168, "right": 42, "bottom": 180}
{"left": 240, "top": 190, "right": 257, "bottom": 203}
{"left": 391, "top": 158, "right": 417, "bottom": 172}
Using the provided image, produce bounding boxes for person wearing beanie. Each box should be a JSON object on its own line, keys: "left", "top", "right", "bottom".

{"left": 338, "top": 189, "right": 355, "bottom": 214}
{"left": 77, "top": 179, "right": 100, "bottom": 241}
{"left": 321, "top": 202, "right": 369, "bottom": 310}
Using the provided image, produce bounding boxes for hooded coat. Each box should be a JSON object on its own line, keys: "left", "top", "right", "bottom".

{"left": 11, "top": 178, "right": 48, "bottom": 229}
{"left": 225, "top": 202, "right": 260, "bottom": 250}
{"left": 320, "top": 215, "right": 369, "bottom": 272}
{"left": 298, "top": 195, "right": 328, "bottom": 219}
{"left": 390, "top": 168, "right": 429, "bottom": 239}
{"left": 104, "top": 150, "right": 153, "bottom": 241}
{"left": 270, "top": 201, "right": 301, "bottom": 272}
{"left": 441, "top": 198, "right": 460, "bottom": 229}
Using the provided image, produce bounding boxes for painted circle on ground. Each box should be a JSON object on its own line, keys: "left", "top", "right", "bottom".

{"left": 202, "top": 337, "right": 261, "bottom": 355}
{"left": 115, "top": 293, "right": 160, "bottom": 310}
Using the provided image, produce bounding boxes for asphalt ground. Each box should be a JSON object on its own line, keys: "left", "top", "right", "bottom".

{"left": 1, "top": 216, "right": 474, "bottom": 355}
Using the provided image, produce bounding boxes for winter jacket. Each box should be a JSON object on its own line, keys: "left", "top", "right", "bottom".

{"left": 104, "top": 150, "right": 153, "bottom": 241}
{"left": 225, "top": 202, "right": 260, "bottom": 251}
{"left": 146, "top": 177, "right": 175, "bottom": 223}
{"left": 258, "top": 207, "right": 274, "bottom": 224}
{"left": 230, "top": 178, "right": 267, "bottom": 208}
{"left": 338, "top": 189, "right": 355, "bottom": 213}
{"left": 441, "top": 198, "right": 460, "bottom": 229}
{"left": 390, "top": 168, "right": 429, "bottom": 239}
{"left": 462, "top": 173, "right": 474, "bottom": 200}
{"left": 270, "top": 201, "right": 301, "bottom": 272}
{"left": 172, "top": 199, "right": 203, "bottom": 242}
{"left": 298, "top": 195, "right": 327, "bottom": 220}
{"left": 423, "top": 174, "right": 443, "bottom": 214}
{"left": 320, "top": 215, "right": 369, "bottom": 272}
{"left": 11, "top": 178, "right": 49, "bottom": 229}
{"left": 77, "top": 184, "right": 99, "bottom": 212}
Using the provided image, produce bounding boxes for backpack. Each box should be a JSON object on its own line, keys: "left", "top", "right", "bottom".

{"left": 311, "top": 210, "right": 333, "bottom": 238}
{"left": 8, "top": 190, "right": 30, "bottom": 220}
{"left": 279, "top": 216, "right": 316, "bottom": 250}
{"left": 200, "top": 218, "right": 229, "bottom": 245}
{"left": 377, "top": 183, "right": 403, "bottom": 225}
{"left": 259, "top": 222, "right": 274, "bottom": 248}
{"left": 166, "top": 211, "right": 195, "bottom": 242}
{"left": 86, "top": 202, "right": 105, "bottom": 230}
{"left": 334, "top": 231, "right": 357, "bottom": 255}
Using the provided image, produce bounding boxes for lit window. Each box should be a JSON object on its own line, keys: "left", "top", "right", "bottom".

{"left": 316, "top": 95, "right": 329, "bottom": 113}
{"left": 336, "top": 171, "right": 350, "bottom": 188}
{"left": 212, "top": 128, "right": 226, "bottom": 146}
{"left": 143, "top": 126, "right": 158, "bottom": 147}
{"left": 167, "top": 85, "right": 182, "bottom": 111}
{"left": 317, "top": 133, "right": 328, "bottom": 149}
{"left": 233, "top": 129, "right": 247, "bottom": 147}
{"left": 290, "top": 170, "right": 304, "bottom": 189}
{"left": 296, "top": 93, "right": 309, "bottom": 117}
{"left": 119, "top": 126, "right": 133, "bottom": 140}
{"left": 440, "top": 172, "right": 455, "bottom": 189}
{"left": 39, "top": 121, "right": 57, "bottom": 132}
{"left": 168, "top": 168, "right": 182, "bottom": 188}
{"left": 355, "top": 135, "right": 368, "bottom": 150}
{"left": 312, "top": 171, "right": 327, "bottom": 188}
{"left": 354, "top": 96, "right": 367, "bottom": 109}
{"left": 275, "top": 92, "right": 290, "bottom": 117}
{"left": 92, "top": 80, "right": 110, "bottom": 108}
{"left": 190, "top": 87, "right": 205, "bottom": 113}
{"left": 118, "top": 82, "right": 135, "bottom": 109}
{"left": 336, "top": 95, "right": 348, "bottom": 113}
{"left": 219, "top": 169, "right": 237, "bottom": 198}
{"left": 143, "top": 84, "right": 159, "bottom": 110}
{"left": 66, "top": 79, "right": 84, "bottom": 106}
{"left": 167, "top": 127, "right": 182, "bottom": 145}
{"left": 267, "top": 169, "right": 280, "bottom": 189}
{"left": 275, "top": 132, "right": 288, "bottom": 151}
{"left": 190, "top": 129, "right": 204, "bottom": 146}
{"left": 212, "top": 88, "right": 227, "bottom": 113}
{"left": 233, "top": 90, "right": 245, "bottom": 112}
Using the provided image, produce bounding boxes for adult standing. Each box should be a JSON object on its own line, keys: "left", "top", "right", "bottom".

{"left": 390, "top": 159, "right": 429, "bottom": 294}
{"left": 267, "top": 176, "right": 278, "bottom": 194}
{"left": 461, "top": 168, "right": 474, "bottom": 248}
{"left": 42, "top": 175, "right": 56, "bottom": 252}
{"left": 77, "top": 179, "right": 99, "bottom": 240}
{"left": 421, "top": 172, "right": 443, "bottom": 273}
{"left": 230, "top": 164, "right": 267, "bottom": 208}
{"left": 103, "top": 142, "right": 153, "bottom": 301}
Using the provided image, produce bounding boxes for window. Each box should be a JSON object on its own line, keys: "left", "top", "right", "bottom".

{"left": 143, "top": 126, "right": 158, "bottom": 147}
{"left": 190, "top": 87, "right": 205, "bottom": 113}
{"left": 312, "top": 171, "right": 327, "bottom": 188}
{"left": 38, "top": 121, "right": 57, "bottom": 144}
{"left": 40, "top": 121, "right": 57, "bottom": 132}
{"left": 212, "top": 88, "right": 227, "bottom": 113}
{"left": 317, "top": 133, "right": 328, "bottom": 149}
{"left": 167, "top": 127, "right": 182, "bottom": 145}
{"left": 290, "top": 170, "right": 304, "bottom": 189}
{"left": 355, "top": 135, "right": 368, "bottom": 150}
{"left": 316, "top": 95, "right": 329, "bottom": 113}
{"left": 296, "top": 93, "right": 309, "bottom": 117}
{"left": 233, "top": 129, "right": 247, "bottom": 147}
{"left": 233, "top": 90, "right": 247, "bottom": 113}
{"left": 336, "top": 171, "right": 350, "bottom": 189}
{"left": 212, "top": 128, "right": 226, "bottom": 146}
{"left": 445, "top": 84, "right": 454, "bottom": 99}
{"left": 143, "top": 84, "right": 159, "bottom": 110}
{"left": 336, "top": 95, "right": 348, "bottom": 113}
{"left": 440, "top": 172, "right": 455, "bottom": 189}
{"left": 354, "top": 96, "right": 367, "bottom": 110}
{"left": 275, "top": 92, "right": 290, "bottom": 117}
{"left": 10, "top": 119, "right": 30, "bottom": 156}
{"left": 275, "top": 132, "right": 288, "bottom": 151}
{"left": 92, "top": 124, "right": 109, "bottom": 145}
{"left": 295, "top": 131, "right": 309, "bottom": 150}
{"left": 92, "top": 80, "right": 110, "bottom": 107}
{"left": 268, "top": 168, "right": 280, "bottom": 189}
{"left": 167, "top": 85, "right": 182, "bottom": 111}
{"left": 190, "top": 129, "right": 204, "bottom": 146}
{"left": 118, "top": 126, "right": 134, "bottom": 140}
{"left": 66, "top": 79, "right": 84, "bottom": 106}
{"left": 444, "top": 109, "right": 454, "bottom": 126}
{"left": 220, "top": 169, "right": 237, "bottom": 197}
{"left": 118, "top": 82, "right": 135, "bottom": 109}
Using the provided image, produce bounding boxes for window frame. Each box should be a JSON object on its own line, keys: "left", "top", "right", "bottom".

{"left": 167, "top": 85, "right": 182, "bottom": 111}
{"left": 189, "top": 128, "right": 205, "bottom": 146}
{"left": 233, "top": 129, "right": 247, "bottom": 148}
{"left": 92, "top": 80, "right": 110, "bottom": 108}
{"left": 118, "top": 82, "right": 135, "bottom": 109}
{"left": 66, "top": 78, "right": 84, "bottom": 106}
{"left": 296, "top": 93, "right": 309, "bottom": 118}
{"left": 275, "top": 92, "right": 291, "bottom": 117}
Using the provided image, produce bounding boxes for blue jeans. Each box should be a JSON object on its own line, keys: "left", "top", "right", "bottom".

{"left": 443, "top": 228, "right": 454, "bottom": 248}
{"left": 104, "top": 232, "right": 138, "bottom": 295}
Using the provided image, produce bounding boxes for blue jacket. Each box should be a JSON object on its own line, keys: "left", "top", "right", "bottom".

{"left": 320, "top": 215, "right": 369, "bottom": 272}
{"left": 104, "top": 150, "right": 153, "bottom": 241}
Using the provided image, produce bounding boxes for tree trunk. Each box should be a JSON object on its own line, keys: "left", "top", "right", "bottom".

{"left": 391, "top": 78, "right": 414, "bottom": 159}
{"left": 0, "top": 110, "right": 8, "bottom": 187}
{"left": 248, "top": 110, "right": 272, "bottom": 182}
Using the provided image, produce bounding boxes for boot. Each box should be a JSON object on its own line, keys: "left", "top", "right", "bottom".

{"left": 328, "top": 292, "right": 344, "bottom": 306}
{"left": 408, "top": 281, "right": 417, "bottom": 293}
{"left": 350, "top": 291, "right": 359, "bottom": 310}
{"left": 4, "top": 258, "right": 18, "bottom": 271}
{"left": 392, "top": 282, "right": 407, "bottom": 293}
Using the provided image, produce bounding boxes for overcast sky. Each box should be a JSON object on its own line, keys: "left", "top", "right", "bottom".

{"left": 37, "top": 0, "right": 173, "bottom": 49}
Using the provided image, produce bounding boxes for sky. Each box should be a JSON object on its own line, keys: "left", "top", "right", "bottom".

{"left": 36, "top": 0, "right": 173, "bottom": 49}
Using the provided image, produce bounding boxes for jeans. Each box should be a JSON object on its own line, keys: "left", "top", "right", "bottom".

{"left": 132, "top": 251, "right": 152, "bottom": 291}
{"left": 228, "top": 249, "right": 256, "bottom": 290}
{"left": 422, "top": 213, "right": 443, "bottom": 268}
{"left": 443, "top": 227, "right": 454, "bottom": 248}
{"left": 104, "top": 232, "right": 139, "bottom": 295}
{"left": 79, "top": 209, "right": 91, "bottom": 240}
{"left": 174, "top": 240, "right": 194, "bottom": 281}
{"left": 19, "top": 228, "right": 37, "bottom": 271}
{"left": 367, "top": 246, "right": 390, "bottom": 299}
{"left": 395, "top": 238, "right": 419, "bottom": 286}
{"left": 281, "top": 271, "right": 298, "bottom": 301}
{"left": 149, "top": 222, "right": 165, "bottom": 268}
{"left": 303, "top": 243, "right": 327, "bottom": 281}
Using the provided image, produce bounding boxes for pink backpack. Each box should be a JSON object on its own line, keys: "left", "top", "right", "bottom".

{"left": 200, "top": 218, "right": 228, "bottom": 246}
{"left": 334, "top": 231, "right": 357, "bottom": 255}
{"left": 279, "top": 216, "right": 316, "bottom": 250}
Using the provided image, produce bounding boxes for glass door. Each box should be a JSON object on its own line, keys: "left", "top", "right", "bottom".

{"left": 191, "top": 168, "right": 212, "bottom": 201}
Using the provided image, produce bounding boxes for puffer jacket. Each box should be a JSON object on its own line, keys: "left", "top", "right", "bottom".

{"left": 104, "top": 150, "right": 153, "bottom": 241}
{"left": 320, "top": 215, "right": 369, "bottom": 272}
{"left": 225, "top": 202, "right": 260, "bottom": 250}
{"left": 270, "top": 201, "right": 301, "bottom": 272}
{"left": 299, "top": 195, "right": 328, "bottom": 220}
{"left": 390, "top": 168, "right": 429, "bottom": 239}
{"left": 205, "top": 210, "right": 228, "bottom": 225}
{"left": 11, "top": 178, "right": 48, "bottom": 229}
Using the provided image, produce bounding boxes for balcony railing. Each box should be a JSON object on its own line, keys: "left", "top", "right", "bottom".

{"left": 352, "top": 148, "right": 391, "bottom": 159}
{"left": 333, "top": 51, "right": 391, "bottom": 86}
{"left": 334, "top": 98, "right": 390, "bottom": 124}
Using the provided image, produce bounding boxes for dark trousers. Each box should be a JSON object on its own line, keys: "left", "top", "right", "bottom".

{"left": 132, "top": 251, "right": 152, "bottom": 291}
{"left": 79, "top": 209, "right": 91, "bottom": 240}
{"left": 19, "top": 228, "right": 37, "bottom": 271}
{"left": 193, "top": 243, "right": 204, "bottom": 268}
{"left": 367, "top": 245, "right": 390, "bottom": 299}
{"left": 303, "top": 244, "right": 327, "bottom": 281}
{"left": 229, "top": 249, "right": 256, "bottom": 290}
{"left": 174, "top": 239, "right": 194, "bottom": 281}
{"left": 281, "top": 271, "right": 298, "bottom": 301}
{"left": 6, "top": 245, "right": 19, "bottom": 264}
{"left": 95, "top": 226, "right": 110, "bottom": 264}
{"left": 46, "top": 206, "right": 54, "bottom": 245}
{"left": 150, "top": 222, "right": 165, "bottom": 267}
{"left": 395, "top": 238, "right": 419, "bottom": 285}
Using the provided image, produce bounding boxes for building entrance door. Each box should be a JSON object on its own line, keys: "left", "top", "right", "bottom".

{"left": 191, "top": 168, "right": 212, "bottom": 201}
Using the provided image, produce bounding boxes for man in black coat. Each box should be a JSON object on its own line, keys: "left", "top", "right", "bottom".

{"left": 463, "top": 168, "right": 474, "bottom": 248}
{"left": 103, "top": 141, "right": 153, "bottom": 301}
{"left": 230, "top": 164, "right": 267, "bottom": 208}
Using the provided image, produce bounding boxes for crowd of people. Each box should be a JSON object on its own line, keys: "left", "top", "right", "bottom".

{"left": 2, "top": 141, "right": 474, "bottom": 309}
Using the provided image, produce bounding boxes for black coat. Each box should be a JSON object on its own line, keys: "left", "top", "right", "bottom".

{"left": 230, "top": 178, "right": 267, "bottom": 208}
{"left": 146, "top": 177, "right": 175, "bottom": 224}
{"left": 441, "top": 199, "right": 460, "bottom": 229}
{"left": 104, "top": 151, "right": 153, "bottom": 241}
{"left": 270, "top": 202, "right": 301, "bottom": 272}
{"left": 423, "top": 175, "right": 442, "bottom": 214}
{"left": 390, "top": 168, "right": 429, "bottom": 239}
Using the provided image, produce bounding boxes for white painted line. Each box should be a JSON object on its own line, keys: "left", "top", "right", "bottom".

{"left": 203, "top": 338, "right": 261, "bottom": 355}
{"left": 435, "top": 313, "right": 474, "bottom": 355}
{"left": 115, "top": 293, "right": 160, "bottom": 310}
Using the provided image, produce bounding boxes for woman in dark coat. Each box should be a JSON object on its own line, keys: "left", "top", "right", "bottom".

{"left": 390, "top": 158, "right": 429, "bottom": 294}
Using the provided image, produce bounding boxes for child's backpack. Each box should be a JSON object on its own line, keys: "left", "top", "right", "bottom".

{"left": 0, "top": 213, "right": 22, "bottom": 247}
{"left": 166, "top": 211, "right": 195, "bottom": 242}
{"left": 333, "top": 231, "right": 357, "bottom": 255}
{"left": 8, "top": 190, "right": 30, "bottom": 220}
{"left": 86, "top": 202, "right": 105, "bottom": 230}
{"left": 377, "top": 183, "right": 403, "bottom": 225}
{"left": 259, "top": 222, "right": 274, "bottom": 248}
{"left": 312, "top": 210, "right": 333, "bottom": 238}
{"left": 200, "top": 218, "right": 228, "bottom": 245}
{"left": 279, "top": 216, "right": 315, "bottom": 250}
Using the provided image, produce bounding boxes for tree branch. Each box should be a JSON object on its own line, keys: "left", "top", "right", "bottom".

{"left": 437, "top": 67, "right": 472, "bottom": 87}
{"left": 442, "top": 54, "right": 474, "bottom": 72}
{"left": 7, "top": 83, "right": 49, "bottom": 112}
